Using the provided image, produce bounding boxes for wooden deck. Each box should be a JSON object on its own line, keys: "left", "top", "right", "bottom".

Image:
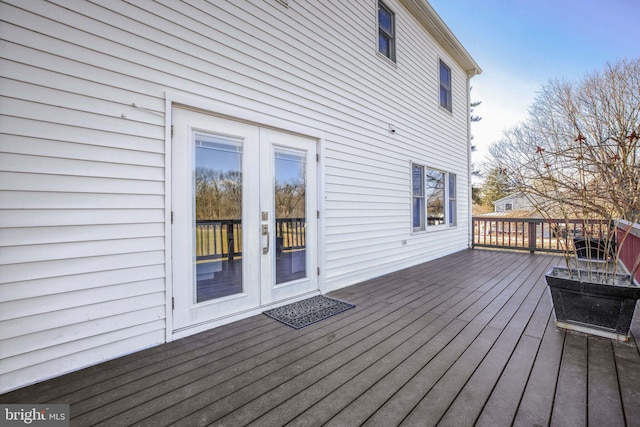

{"left": 2, "top": 249, "right": 640, "bottom": 426}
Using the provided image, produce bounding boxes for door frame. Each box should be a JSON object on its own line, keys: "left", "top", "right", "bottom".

{"left": 164, "top": 92, "right": 326, "bottom": 340}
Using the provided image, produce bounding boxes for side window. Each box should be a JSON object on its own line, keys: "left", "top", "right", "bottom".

{"left": 505, "top": 203, "right": 513, "bottom": 211}
{"left": 378, "top": 1, "right": 395, "bottom": 62}
{"left": 439, "top": 60, "right": 452, "bottom": 112}
{"left": 412, "top": 164, "right": 457, "bottom": 231}
{"left": 448, "top": 173, "right": 457, "bottom": 226}
{"left": 412, "top": 164, "right": 425, "bottom": 231}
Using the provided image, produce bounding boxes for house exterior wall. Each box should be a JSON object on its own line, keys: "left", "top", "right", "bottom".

{"left": 0, "top": 0, "right": 477, "bottom": 393}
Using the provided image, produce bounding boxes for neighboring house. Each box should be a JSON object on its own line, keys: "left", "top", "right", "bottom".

{"left": 492, "top": 192, "right": 538, "bottom": 214}
{"left": 0, "top": 0, "right": 480, "bottom": 393}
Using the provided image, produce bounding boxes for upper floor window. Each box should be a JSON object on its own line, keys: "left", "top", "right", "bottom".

{"left": 505, "top": 202, "right": 513, "bottom": 211}
{"left": 439, "top": 60, "right": 452, "bottom": 111}
{"left": 378, "top": 1, "right": 395, "bottom": 62}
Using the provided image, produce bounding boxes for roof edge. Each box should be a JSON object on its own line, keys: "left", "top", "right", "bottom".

{"left": 399, "top": 0, "right": 482, "bottom": 76}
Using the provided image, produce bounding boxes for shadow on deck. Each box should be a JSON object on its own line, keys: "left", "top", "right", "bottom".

{"left": 2, "top": 249, "right": 639, "bottom": 426}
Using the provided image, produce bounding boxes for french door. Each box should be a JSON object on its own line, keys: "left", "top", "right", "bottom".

{"left": 171, "top": 108, "right": 318, "bottom": 332}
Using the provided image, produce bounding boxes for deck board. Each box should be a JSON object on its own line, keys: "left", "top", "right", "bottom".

{"left": 513, "top": 315, "right": 565, "bottom": 427}
{"left": 2, "top": 249, "right": 639, "bottom": 427}
{"left": 613, "top": 336, "right": 640, "bottom": 426}
{"left": 587, "top": 336, "right": 625, "bottom": 427}
{"left": 551, "top": 331, "right": 588, "bottom": 426}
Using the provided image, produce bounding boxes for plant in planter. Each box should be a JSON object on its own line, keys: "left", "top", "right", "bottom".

{"left": 486, "top": 58, "right": 640, "bottom": 340}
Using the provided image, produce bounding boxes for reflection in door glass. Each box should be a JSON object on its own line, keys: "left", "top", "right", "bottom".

{"left": 274, "top": 149, "right": 306, "bottom": 284}
{"left": 194, "top": 133, "right": 242, "bottom": 303}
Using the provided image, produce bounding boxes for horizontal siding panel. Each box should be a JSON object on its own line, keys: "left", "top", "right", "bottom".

{"left": 0, "top": 223, "right": 164, "bottom": 247}
{"left": 0, "top": 209, "right": 164, "bottom": 228}
{"left": 2, "top": 97, "right": 163, "bottom": 140}
{"left": 0, "top": 306, "right": 165, "bottom": 361}
{"left": 0, "top": 237, "right": 164, "bottom": 265}
{"left": 325, "top": 241, "right": 457, "bottom": 277}
{"left": 0, "top": 328, "right": 165, "bottom": 392}
{"left": 0, "top": 292, "right": 165, "bottom": 342}
{"left": 326, "top": 252, "right": 414, "bottom": 273}
{"left": 326, "top": 224, "right": 409, "bottom": 240}
{"left": 324, "top": 137, "right": 409, "bottom": 164}
{"left": 0, "top": 116, "right": 164, "bottom": 153}
{"left": 0, "top": 317, "right": 165, "bottom": 373}
{"left": 324, "top": 244, "right": 463, "bottom": 291}
{"left": 0, "top": 151, "right": 164, "bottom": 180}
{"left": 0, "top": 279, "right": 163, "bottom": 323}
{"left": 1, "top": 59, "right": 163, "bottom": 114}
{"left": 326, "top": 240, "right": 414, "bottom": 256}
{"left": 324, "top": 200, "right": 407, "bottom": 213}
{"left": 0, "top": 191, "right": 164, "bottom": 209}
{"left": 1, "top": 22, "right": 257, "bottom": 106}
{"left": 0, "top": 251, "right": 165, "bottom": 284}
{"left": 325, "top": 158, "right": 407, "bottom": 182}
{"left": 1, "top": 78, "right": 163, "bottom": 127}
{"left": 0, "top": 43, "right": 166, "bottom": 114}
{"left": 9, "top": 1, "right": 261, "bottom": 93}
{"left": 0, "top": 172, "right": 164, "bottom": 195}
{"left": 0, "top": 265, "right": 165, "bottom": 302}
{"left": 325, "top": 217, "right": 407, "bottom": 228}
{"left": 327, "top": 191, "right": 407, "bottom": 205}
{"left": 0, "top": 134, "right": 164, "bottom": 168}
{"left": 324, "top": 174, "right": 407, "bottom": 192}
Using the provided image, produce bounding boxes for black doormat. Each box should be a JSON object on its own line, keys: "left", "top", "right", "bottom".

{"left": 263, "top": 295, "right": 355, "bottom": 329}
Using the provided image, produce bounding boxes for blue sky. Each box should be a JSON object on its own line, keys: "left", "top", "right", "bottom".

{"left": 428, "top": 0, "right": 640, "bottom": 162}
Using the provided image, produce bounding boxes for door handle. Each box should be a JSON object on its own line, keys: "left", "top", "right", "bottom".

{"left": 262, "top": 224, "right": 270, "bottom": 254}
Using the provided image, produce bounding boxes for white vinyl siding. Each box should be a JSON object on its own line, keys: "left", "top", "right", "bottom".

{"left": 0, "top": 0, "right": 473, "bottom": 392}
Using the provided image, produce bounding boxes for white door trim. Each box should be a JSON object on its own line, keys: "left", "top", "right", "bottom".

{"left": 164, "top": 92, "right": 326, "bottom": 342}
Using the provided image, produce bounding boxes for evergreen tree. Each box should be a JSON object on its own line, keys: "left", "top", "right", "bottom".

{"left": 482, "top": 167, "right": 512, "bottom": 206}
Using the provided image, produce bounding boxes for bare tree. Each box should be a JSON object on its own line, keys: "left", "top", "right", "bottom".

{"left": 486, "top": 57, "right": 640, "bottom": 276}
{"left": 195, "top": 167, "right": 222, "bottom": 220}
{"left": 195, "top": 168, "right": 242, "bottom": 220}
{"left": 275, "top": 168, "right": 306, "bottom": 219}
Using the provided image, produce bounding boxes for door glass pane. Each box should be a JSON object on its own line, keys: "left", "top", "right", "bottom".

{"left": 274, "top": 149, "right": 306, "bottom": 284}
{"left": 194, "top": 133, "right": 242, "bottom": 302}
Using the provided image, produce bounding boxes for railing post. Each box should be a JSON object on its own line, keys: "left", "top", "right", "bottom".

{"left": 528, "top": 221, "right": 537, "bottom": 253}
{"left": 471, "top": 219, "right": 476, "bottom": 248}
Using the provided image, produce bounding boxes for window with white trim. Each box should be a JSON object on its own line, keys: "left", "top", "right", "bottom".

{"left": 448, "top": 173, "right": 457, "bottom": 226}
{"left": 378, "top": 1, "right": 395, "bottom": 62}
{"left": 439, "top": 60, "right": 452, "bottom": 112}
{"left": 411, "top": 164, "right": 457, "bottom": 230}
{"left": 412, "top": 164, "right": 425, "bottom": 231}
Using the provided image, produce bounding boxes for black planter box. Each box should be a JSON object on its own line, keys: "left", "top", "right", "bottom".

{"left": 545, "top": 266, "right": 640, "bottom": 340}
